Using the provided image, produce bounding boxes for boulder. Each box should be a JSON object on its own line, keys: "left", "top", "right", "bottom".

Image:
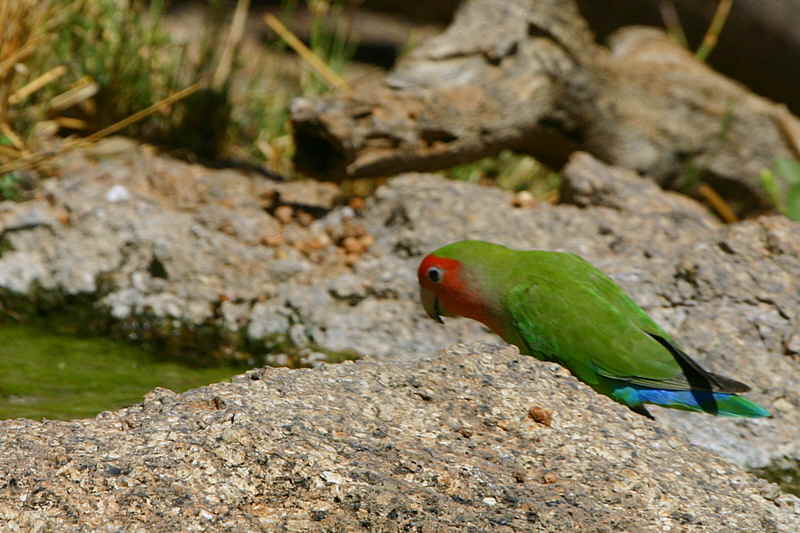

{"left": 0, "top": 343, "right": 797, "bottom": 531}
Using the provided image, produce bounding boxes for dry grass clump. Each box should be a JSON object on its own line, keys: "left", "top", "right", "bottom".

{"left": 0, "top": 0, "right": 196, "bottom": 175}
{"left": 0, "top": 0, "right": 359, "bottom": 199}
{"left": 0, "top": 0, "right": 67, "bottom": 198}
{"left": 0, "top": 0, "right": 62, "bottom": 154}
{"left": 0, "top": 0, "right": 212, "bottom": 201}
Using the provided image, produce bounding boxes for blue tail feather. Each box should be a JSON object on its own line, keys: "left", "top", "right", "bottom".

{"left": 611, "top": 385, "right": 770, "bottom": 418}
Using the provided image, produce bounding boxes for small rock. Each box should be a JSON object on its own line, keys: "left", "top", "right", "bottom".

{"left": 275, "top": 205, "right": 294, "bottom": 224}
{"left": 106, "top": 184, "right": 131, "bottom": 203}
{"left": 785, "top": 330, "right": 800, "bottom": 355}
{"left": 528, "top": 407, "right": 553, "bottom": 427}
{"left": 321, "top": 471, "right": 345, "bottom": 485}
{"left": 261, "top": 232, "right": 285, "bottom": 247}
{"left": 512, "top": 190, "right": 536, "bottom": 208}
{"left": 296, "top": 210, "right": 314, "bottom": 227}
{"left": 344, "top": 253, "right": 360, "bottom": 267}
{"left": 342, "top": 236, "right": 364, "bottom": 254}
{"left": 359, "top": 234, "right": 375, "bottom": 251}
{"left": 305, "top": 234, "right": 332, "bottom": 251}
{"left": 273, "top": 180, "right": 339, "bottom": 209}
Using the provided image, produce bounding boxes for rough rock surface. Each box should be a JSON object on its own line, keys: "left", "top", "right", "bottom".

{"left": 0, "top": 139, "right": 495, "bottom": 364}
{"left": 0, "top": 142, "right": 798, "bottom": 477}
{"left": 1, "top": 343, "right": 798, "bottom": 532}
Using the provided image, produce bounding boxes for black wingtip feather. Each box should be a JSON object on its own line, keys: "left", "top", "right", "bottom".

{"left": 646, "top": 333, "right": 752, "bottom": 393}
{"left": 705, "top": 372, "right": 751, "bottom": 393}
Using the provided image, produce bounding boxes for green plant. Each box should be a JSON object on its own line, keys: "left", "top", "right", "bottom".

{"left": 760, "top": 158, "right": 800, "bottom": 220}
{"left": 0, "top": 134, "right": 26, "bottom": 199}
{"left": 7, "top": 0, "right": 244, "bottom": 160}
{"left": 303, "top": 1, "right": 357, "bottom": 95}
{"left": 229, "top": 70, "right": 295, "bottom": 171}
{"left": 2, "top": 0, "right": 358, "bottom": 177}
{"left": 225, "top": 0, "right": 356, "bottom": 170}
{"left": 660, "top": 0, "right": 733, "bottom": 62}
{"left": 0, "top": 171, "right": 24, "bottom": 200}
{"left": 675, "top": 106, "right": 735, "bottom": 193}
{"left": 1, "top": 0, "right": 195, "bottom": 155}
{"left": 38, "top": 1, "right": 171, "bottom": 131}
{"left": 446, "top": 150, "right": 561, "bottom": 202}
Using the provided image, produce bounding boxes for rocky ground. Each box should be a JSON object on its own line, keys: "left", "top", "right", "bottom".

{"left": 0, "top": 140, "right": 798, "bottom": 529}
{"left": 1, "top": 343, "right": 798, "bottom": 531}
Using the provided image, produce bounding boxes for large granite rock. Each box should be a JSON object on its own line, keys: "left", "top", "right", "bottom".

{"left": 363, "top": 155, "right": 800, "bottom": 472}
{"left": 1, "top": 343, "right": 798, "bottom": 531}
{"left": 0, "top": 141, "right": 798, "bottom": 479}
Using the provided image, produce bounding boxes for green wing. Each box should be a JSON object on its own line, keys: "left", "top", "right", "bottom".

{"left": 503, "top": 254, "right": 747, "bottom": 393}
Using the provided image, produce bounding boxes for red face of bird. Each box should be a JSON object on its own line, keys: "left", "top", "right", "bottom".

{"left": 417, "top": 241, "right": 515, "bottom": 340}
{"left": 417, "top": 253, "right": 483, "bottom": 324}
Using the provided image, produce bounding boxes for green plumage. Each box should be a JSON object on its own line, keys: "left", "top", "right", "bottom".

{"left": 426, "top": 240, "right": 769, "bottom": 417}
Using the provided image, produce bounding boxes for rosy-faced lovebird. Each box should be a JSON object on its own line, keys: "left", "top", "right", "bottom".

{"left": 417, "top": 240, "right": 769, "bottom": 418}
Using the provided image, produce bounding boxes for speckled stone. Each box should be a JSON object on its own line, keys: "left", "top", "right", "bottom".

{"left": 0, "top": 343, "right": 798, "bottom": 531}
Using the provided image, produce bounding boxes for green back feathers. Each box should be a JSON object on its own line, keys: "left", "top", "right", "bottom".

{"left": 430, "top": 240, "right": 749, "bottom": 394}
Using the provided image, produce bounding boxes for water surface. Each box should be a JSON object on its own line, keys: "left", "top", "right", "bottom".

{"left": 0, "top": 323, "right": 249, "bottom": 420}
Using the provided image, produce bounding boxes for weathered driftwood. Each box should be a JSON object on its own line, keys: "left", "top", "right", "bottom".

{"left": 368, "top": 0, "right": 800, "bottom": 116}
{"left": 290, "top": 0, "right": 800, "bottom": 210}
{"left": 577, "top": 0, "right": 800, "bottom": 116}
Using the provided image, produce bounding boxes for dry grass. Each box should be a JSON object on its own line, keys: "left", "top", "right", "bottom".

{"left": 0, "top": 0, "right": 250, "bottom": 187}
{"left": 695, "top": 0, "right": 734, "bottom": 61}
{"left": 0, "top": 0, "right": 62, "bottom": 154}
{"left": 0, "top": 0, "right": 213, "bottom": 196}
{"left": 0, "top": 0, "right": 358, "bottom": 195}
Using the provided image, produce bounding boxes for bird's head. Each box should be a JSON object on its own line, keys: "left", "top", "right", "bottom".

{"left": 417, "top": 253, "right": 464, "bottom": 323}
{"left": 417, "top": 240, "right": 507, "bottom": 328}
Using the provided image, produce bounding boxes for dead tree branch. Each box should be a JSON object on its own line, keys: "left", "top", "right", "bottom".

{"left": 290, "top": 0, "right": 800, "bottom": 210}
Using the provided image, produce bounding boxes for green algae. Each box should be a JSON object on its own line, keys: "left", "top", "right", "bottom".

{"left": 753, "top": 464, "right": 800, "bottom": 498}
{"left": 0, "top": 323, "right": 249, "bottom": 420}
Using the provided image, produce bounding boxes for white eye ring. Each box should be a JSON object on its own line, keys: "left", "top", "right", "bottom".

{"left": 427, "top": 266, "right": 443, "bottom": 283}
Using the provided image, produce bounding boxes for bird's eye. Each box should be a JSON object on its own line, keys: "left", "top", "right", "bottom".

{"left": 427, "top": 266, "right": 443, "bottom": 283}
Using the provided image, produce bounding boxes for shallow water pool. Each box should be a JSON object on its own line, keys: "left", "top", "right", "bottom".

{"left": 0, "top": 323, "right": 249, "bottom": 420}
